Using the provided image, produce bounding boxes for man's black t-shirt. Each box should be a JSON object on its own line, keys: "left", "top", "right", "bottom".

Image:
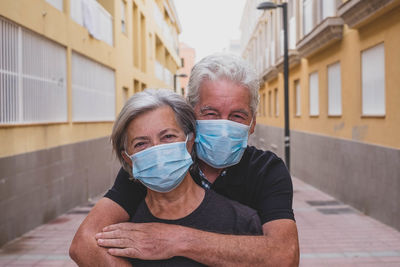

{"left": 129, "top": 189, "right": 262, "bottom": 266}
{"left": 104, "top": 146, "right": 294, "bottom": 224}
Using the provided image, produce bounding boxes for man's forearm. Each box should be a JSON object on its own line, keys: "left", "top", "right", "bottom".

{"left": 177, "top": 220, "right": 299, "bottom": 267}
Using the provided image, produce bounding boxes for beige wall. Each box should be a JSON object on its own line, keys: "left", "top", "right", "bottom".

{"left": 0, "top": 0, "right": 182, "bottom": 158}
{"left": 257, "top": 6, "right": 400, "bottom": 149}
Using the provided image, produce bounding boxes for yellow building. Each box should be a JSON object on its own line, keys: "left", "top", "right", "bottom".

{"left": 241, "top": 0, "right": 400, "bottom": 231}
{"left": 0, "top": 0, "right": 182, "bottom": 245}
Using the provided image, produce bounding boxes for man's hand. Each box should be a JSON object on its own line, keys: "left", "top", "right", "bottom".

{"left": 96, "top": 222, "right": 186, "bottom": 260}
{"left": 95, "top": 219, "right": 299, "bottom": 267}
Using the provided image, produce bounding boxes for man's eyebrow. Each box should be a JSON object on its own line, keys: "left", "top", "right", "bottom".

{"left": 231, "top": 109, "right": 250, "bottom": 116}
{"left": 200, "top": 106, "right": 218, "bottom": 113}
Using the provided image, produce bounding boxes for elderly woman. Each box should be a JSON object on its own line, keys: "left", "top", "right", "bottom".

{"left": 110, "top": 89, "right": 262, "bottom": 266}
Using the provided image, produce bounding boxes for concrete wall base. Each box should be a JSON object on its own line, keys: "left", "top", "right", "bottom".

{"left": 249, "top": 124, "right": 400, "bottom": 231}
{"left": 0, "top": 137, "right": 120, "bottom": 246}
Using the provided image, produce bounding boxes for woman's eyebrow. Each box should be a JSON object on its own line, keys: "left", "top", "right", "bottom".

{"left": 131, "top": 136, "right": 150, "bottom": 143}
{"left": 159, "top": 128, "right": 180, "bottom": 136}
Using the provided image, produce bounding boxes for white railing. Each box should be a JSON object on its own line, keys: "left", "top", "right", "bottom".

{"left": 155, "top": 61, "right": 173, "bottom": 87}
{"left": 46, "top": 0, "right": 63, "bottom": 11}
{"left": 153, "top": 2, "right": 178, "bottom": 54}
{"left": 0, "top": 17, "right": 67, "bottom": 124}
{"left": 72, "top": 52, "right": 115, "bottom": 121}
{"left": 70, "top": 0, "right": 113, "bottom": 46}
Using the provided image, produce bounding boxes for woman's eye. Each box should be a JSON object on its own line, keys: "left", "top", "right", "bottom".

{"left": 163, "top": 134, "right": 176, "bottom": 140}
{"left": 134, "top": 142, "right": 145, "bottom": 148}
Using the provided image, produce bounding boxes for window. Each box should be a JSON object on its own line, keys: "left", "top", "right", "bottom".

{"left": 0, "top": 18, "right": 67, "bottom": 124}
{"left": 303, "top": 0, "right": 313, "bottom": 35}
{"left": 72, "top": 52, "right": 115, "bottom": 122}
{"left": 268, "top": 90, "right": 272, "bottom": 117}
{"left": 262, "top": 93, "right": 266, "bottom": 117}
{"left": 328, "top": 62, "right": 342, "bottom": 116}
{"left": 294, "top": 80, "right": 301, "bottom": 116}
{"left": 288, "top": 0, "right": 297, "bottom": 49}
{"left": 122, "top": 87, "right": 129, "bottom": 103}
{"left": 121, "top": 0, "right": 127, "bottom": 33}
{"left": 274, "top": 88, "right": 279, "bottom": 117}
{"left": 309, "top": 72, "right": 319, "bottom": 116}
{"left": 362, "top": 43, "right": 385, "bottom": 116}
{"left": 321, "top": 0, "right": 336, "bottom": 20}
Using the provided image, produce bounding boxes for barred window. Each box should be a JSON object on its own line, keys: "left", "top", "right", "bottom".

{"left": 71, "top": 52, "right": 115, "bottom": 122}
{"left": 0, "top": 17, "right": 67, "bottom": 125}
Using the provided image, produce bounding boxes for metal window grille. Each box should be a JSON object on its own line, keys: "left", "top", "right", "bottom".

{"left": 362, "top": 43, "right": 385, "bottom": 116}
{"left": 0, "top": 17, "right": 67, "bottom": 124}
{"left": 309, "top": 72, "right": 319, "bottom": 116}
{"left": 328, "top": 62, "right": 342, "bottom": 116}
{"left": 71, "top": 52, "right": 115, "bottom": 122}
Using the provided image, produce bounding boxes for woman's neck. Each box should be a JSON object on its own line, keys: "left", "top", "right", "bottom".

{"left": 145, "top": 174, "right": 205, "bottom": 220}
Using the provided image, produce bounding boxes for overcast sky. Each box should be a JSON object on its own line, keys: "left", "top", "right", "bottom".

{"left": 173, "top": 0, "right": 246, "bottom": 62}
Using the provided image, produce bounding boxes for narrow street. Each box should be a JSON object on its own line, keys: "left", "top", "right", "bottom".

{"left": 1, "top": 177, "right": 399, "bottom": 266}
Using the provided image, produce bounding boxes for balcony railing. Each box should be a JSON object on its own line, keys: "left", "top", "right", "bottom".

{"left": 70, "top": 0, "right": 113, "bottom": 46}
{"left": 297, "top": 17, "right": 344, "bottom": 58}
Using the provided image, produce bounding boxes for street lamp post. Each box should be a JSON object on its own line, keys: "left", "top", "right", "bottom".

{"left": 257, "top": 1, "right": 290, "bottom": 172}
{"left": 174, "top": 73, "right": 188, "bottom": 93}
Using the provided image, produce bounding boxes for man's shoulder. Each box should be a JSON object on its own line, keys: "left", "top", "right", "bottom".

{"left": 237, "top": 146, "right": 288, "bottom": 177}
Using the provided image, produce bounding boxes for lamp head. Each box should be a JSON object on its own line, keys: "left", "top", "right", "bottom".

{"left": 257, "top": 2, "right": 278, "bottom": 10}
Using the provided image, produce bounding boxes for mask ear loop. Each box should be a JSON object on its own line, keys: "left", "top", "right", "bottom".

{"left": 186, "top": 132, "right": 194, "bottom": 143}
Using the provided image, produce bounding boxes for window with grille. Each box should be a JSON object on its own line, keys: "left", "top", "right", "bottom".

{"left": 361, "top": 43, "right": 385, "bottom": 116}
{"left": 309, "top": 71, "right": 319, "bottom": 116}
{"left": 71, "top": 52, "right": 115, "bottom": 122}
{"left": 0, "top": 17, "right": 67, "bottom": 125}
{"left": 274, "top": 88, "right": 279, "bottom": 117}
{"left": 294, "top": 80, "right": 301, "bottom": 116}
{"left": 327, "top": 62, "right": 342, "bottom": 116}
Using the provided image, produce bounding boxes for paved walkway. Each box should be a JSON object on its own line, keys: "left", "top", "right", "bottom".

{"left": 1, "top": 177, "right": 400, "bottom": 266}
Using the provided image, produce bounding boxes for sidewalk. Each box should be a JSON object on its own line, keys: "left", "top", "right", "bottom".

{"left": 1, "top": 177, "right": 400, "bottom": 266}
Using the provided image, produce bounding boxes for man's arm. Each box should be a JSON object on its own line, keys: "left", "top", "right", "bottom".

{"left": 69, "top": 197, "right": 131, "bottom": 267}
{"left": 96, "top": 219, "right": 299, "bottom": 267}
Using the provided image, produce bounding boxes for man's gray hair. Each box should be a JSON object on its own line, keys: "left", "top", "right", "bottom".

{"left": 187, "top": 53, "right": 260, "bottom": 115}
{"left": 111, "top": 88, "right": 196, "bottom": 177}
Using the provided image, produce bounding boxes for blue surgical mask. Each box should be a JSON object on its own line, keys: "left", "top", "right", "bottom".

{"left": 195, "top": 119, "right": 250, "bottom": 169}
{"left": 125, "top": 136, "right": 193, "bottom": 193}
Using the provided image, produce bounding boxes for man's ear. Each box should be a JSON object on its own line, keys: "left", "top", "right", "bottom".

{"left": 121, "top": 151, "right": 133, "bottom": 167}
{"left": 249, "top": 116, "right": 256, "bottom": 135}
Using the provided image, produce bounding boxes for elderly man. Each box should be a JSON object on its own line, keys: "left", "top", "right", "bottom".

{"left": 70, "top": 53, "right": 299, "bottom": 266}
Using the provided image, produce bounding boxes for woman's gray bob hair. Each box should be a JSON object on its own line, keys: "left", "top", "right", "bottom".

{"left": 111, "top": 88, "right": 196, "bottom": 177}
{"left": 187, "top": 53, "right": 260, "bottom": 115}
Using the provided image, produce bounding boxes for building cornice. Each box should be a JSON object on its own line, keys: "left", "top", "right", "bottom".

{"left": 337, "top": 0, "right": 400, "bottom": 29}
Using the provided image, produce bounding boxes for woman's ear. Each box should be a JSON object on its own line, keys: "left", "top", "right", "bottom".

{"left": 121, "top": 151, "right": 133, "bottom": 167}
